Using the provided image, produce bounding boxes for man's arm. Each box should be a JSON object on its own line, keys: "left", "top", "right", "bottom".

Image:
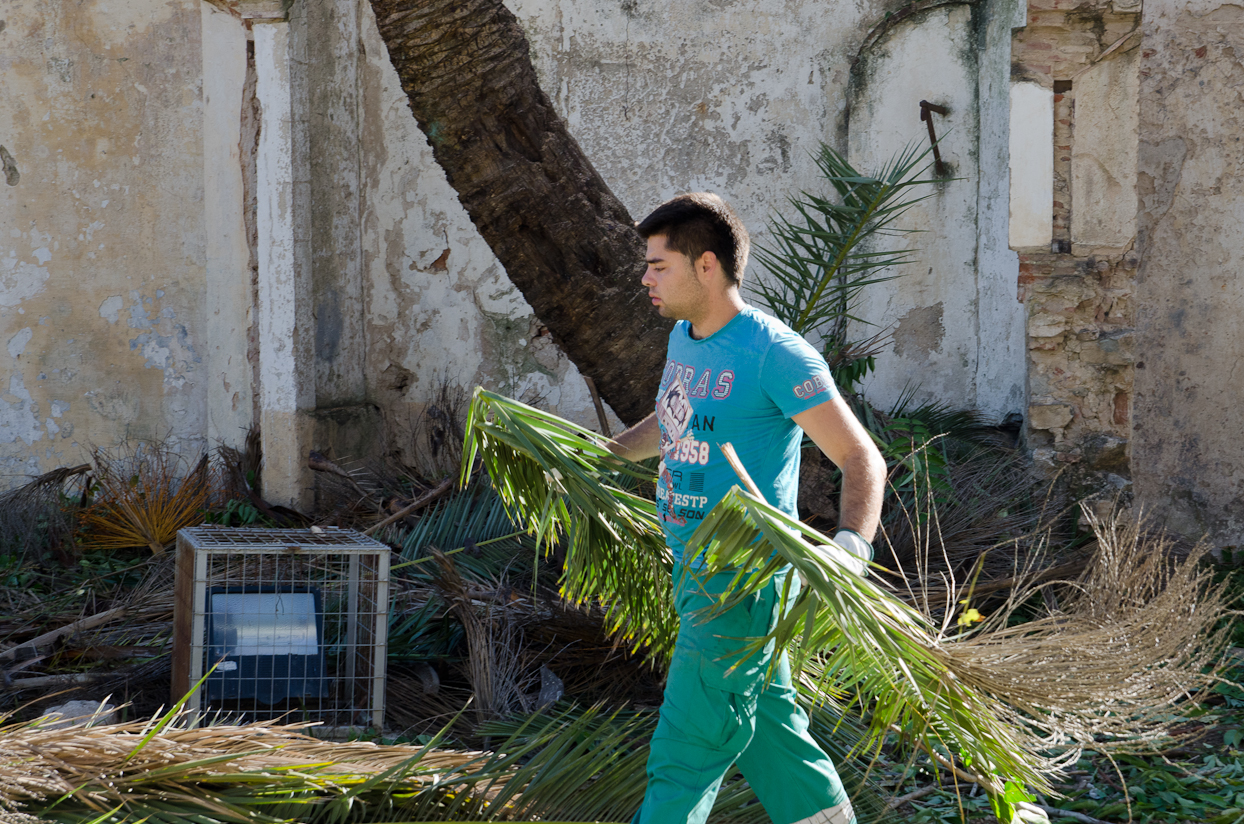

{"left": 608, "top": 413, "right": 662, "bottom": 461}
{"left": 792, "top": 396, "right": 886, "bottom": 542}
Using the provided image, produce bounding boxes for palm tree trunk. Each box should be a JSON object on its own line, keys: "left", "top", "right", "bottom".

{"left": 368, "top": 0, "right": 671, "bottom": 426}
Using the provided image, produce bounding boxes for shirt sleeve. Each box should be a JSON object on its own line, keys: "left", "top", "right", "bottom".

{"left": 759, "top": 332, "right": 839, "bottom": 418}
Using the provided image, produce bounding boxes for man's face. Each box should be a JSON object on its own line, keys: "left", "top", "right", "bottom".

{"left": 641, "top": 235, "right": 707, "bottom": 321}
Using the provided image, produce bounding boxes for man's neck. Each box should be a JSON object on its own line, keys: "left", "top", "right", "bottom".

{"left": 688, "top": 288, "right": 747, "bottom": 340}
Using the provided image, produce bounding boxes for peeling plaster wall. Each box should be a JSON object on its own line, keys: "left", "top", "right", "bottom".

{"left": 1071, "top": 48, "right": 1139, "bottom": 254}
{"left": 2, "top": 0, "right": 1042, "bottom": 489}
{"left": 1134, "top": 0, "right": 1244, "bottom": 544}
{"left": 293, "top": 0, "right": 367, "bottom": 408}
{"left": 357, "top": 0, "right": 899, "bottom": 453}
{"left": 0, "top": 0, "right": 210, "bottom": 479}
{"left": 511, "top": 0, "right": 879, "bottom": 227}
{"left": 845, "top": 0, "right": 1027, "bottom": 423}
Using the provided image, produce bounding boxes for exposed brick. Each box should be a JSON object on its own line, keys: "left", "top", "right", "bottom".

{"left": 1113, "top": 392, "right": 1129, "bottom": 425}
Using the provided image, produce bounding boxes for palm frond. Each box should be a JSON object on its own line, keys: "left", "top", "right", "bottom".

{"left": 461, "top": 390, "right": 676, "bottom": 664}
{"left": 682, "top": 486, "right": 1049, "bottom": 793}
{"left": 689, "top": 489, "right": 1231, "bottom": 794}
{"left": 477, "top": 700, "right": 888, "bottom": 824}
{"left": 79, "top": 446, "right": 214, "bottom": 555}
{"left": 461, "top": 392, "right": 1232, "bottom": 816}
{"left": 401, "top": 481, "right": 535, "bottom": 583}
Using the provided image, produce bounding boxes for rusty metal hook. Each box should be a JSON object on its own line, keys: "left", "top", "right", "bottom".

{"left": 920, "top": 100, "right": 949, "bottom": 176}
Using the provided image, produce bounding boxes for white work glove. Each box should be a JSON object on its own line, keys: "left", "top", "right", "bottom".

{"left": 1012, "top": 802, "right": 1051, "bottom": 824}
{"left": 815, "top": 528, "right": 873, "bottom": 578}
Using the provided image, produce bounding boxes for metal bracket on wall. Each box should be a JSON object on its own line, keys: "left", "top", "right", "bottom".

{"left": 919, "top": 100, "right": 949, "bottom": 176}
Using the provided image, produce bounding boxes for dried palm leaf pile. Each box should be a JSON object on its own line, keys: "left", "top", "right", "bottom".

{"left": 0, "top": 714, "right": 493, "bottom": 823}
{"left": 0, "top": 704, "right": 829, "bottom": 824}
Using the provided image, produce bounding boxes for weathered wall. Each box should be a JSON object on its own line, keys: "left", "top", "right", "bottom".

{"left": 201, "top": 5, "right": 255, "bottom": 448}
{"left": 1011, "top": 0, "right": 1139, "bottom": 483}
{"left": 356, "top": 0, "right": 911, "bottom": 454}
{"left": 849, "top": 4, "right": 984, "bottom": 414}
{"left": 511, "top": 0, "right": 875, "bottom": 226}
{"left": 0, "top": 0, "right": 212, "bottom": 475}
{"left": 3, "top": 0, "right": 940, "bottom": 484}
{"left": 1009, "top": 81, "right": 1053, "bottom": 249}
{"left": 846, "top": 0, "right": 1027, "bottom": 423}
{"left": 1133, "top": 0, "right": 1244, "bottom": 544}
{"left": 4, "top": 0, "right": 1122, "bottom": 502}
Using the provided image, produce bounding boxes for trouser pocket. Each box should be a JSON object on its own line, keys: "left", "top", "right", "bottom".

{"left": 673, "top": 565, "right": 790, "bottom": 694}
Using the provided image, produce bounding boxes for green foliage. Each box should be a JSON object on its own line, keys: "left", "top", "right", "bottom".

{"left": 461, "top": 389, "right": 678, "bottom": 663}
{"left": 851, "top": 391, "right": 994, "bottom": 529}
{"left": 462, "top": 388, "right": 1058, "bottom": 807}
{"left": 203, "top": 497, "right": 273, "bottom": 528}
{"left": 478, "top": 699, "right": 890, "bottom": 824}
{"left": 0, "top": 548, "right": 147, "bottom": 607}
{"left": 400, "top": 480, "right": 534, "bottom": 583}
{"left": 750, "top": 141, "right": 1000, "bottom": 529}
{"left": 750, "top": 141, "right": 936, "bottom": 393}
{"left": 1046, "top": 749, "right": 1244, "bottom": 824}
{"left": 387, "top": 597, "right": 464, "bottom": 662}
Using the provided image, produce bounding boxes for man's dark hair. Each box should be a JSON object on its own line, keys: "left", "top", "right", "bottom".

{"left": 636, "top": 192, "right": 750, "bottom": 285}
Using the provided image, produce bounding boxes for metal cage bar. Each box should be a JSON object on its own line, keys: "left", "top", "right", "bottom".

{"left": 172, "top": 527, "right": 391, "bottom": 734}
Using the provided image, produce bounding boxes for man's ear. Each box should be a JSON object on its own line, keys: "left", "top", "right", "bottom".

{"left": 695, "top": 250, "right": 720, "bottom": 284}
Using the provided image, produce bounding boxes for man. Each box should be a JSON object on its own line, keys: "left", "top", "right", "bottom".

{"left": 610, "top": 193, "right": 886, "bottom": 824}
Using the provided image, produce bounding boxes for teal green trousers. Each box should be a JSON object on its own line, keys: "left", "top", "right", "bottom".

{"left": 633, "top": 565, "right": 855, "bottom": 824}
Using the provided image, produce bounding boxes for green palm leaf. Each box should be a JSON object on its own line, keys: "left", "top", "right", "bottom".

{"left": 461, "top": 388, "right": 1044, "bottom": 797}
{"left": 478, "top": 698, "right": 889, "bottom": 824}
{"left": 750, "top": 141, "right": 937, "bottom": 392}
{"left": 461, "top": 390, "right": 676, "bottom": 663}
{"left": 684, "top": 485, "right": 1048, "bottom": 793}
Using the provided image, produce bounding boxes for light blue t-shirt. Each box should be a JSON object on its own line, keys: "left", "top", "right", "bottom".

{"left": 654, "top": 306, "right": 839, "bottom": 563}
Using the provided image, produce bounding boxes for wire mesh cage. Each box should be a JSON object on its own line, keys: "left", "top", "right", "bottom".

{"left": 173, "top": 526, "right": 390, "bottom": 735}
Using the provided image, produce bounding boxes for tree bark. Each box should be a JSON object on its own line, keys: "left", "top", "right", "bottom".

{"left": 368, "top": 0, "right": 672, "bottom": 426}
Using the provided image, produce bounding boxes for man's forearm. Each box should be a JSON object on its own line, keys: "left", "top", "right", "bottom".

{"left": 835, "top": 446, "right": 886, "bottom": 542}
{"left": 609, "top": 413, "right": 661, "bottom": 461}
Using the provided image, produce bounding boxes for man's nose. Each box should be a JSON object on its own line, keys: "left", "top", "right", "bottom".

{"left": 641, "top": 267, "right": 655, "bottom": 287}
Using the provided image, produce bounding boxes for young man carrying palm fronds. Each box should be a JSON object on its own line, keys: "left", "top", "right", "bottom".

{"left": 610, "top": 193, "right": 887, "bottom": 824}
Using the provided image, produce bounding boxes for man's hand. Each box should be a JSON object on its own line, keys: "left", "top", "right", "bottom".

{"left": 609, "top": 413, "right": 661, "bottom": 461}
{"left": 805, "top": 528, "right": 872, "bottom": 579}
{"left": 793, "top": 396, "right": 886, "bottom": 542}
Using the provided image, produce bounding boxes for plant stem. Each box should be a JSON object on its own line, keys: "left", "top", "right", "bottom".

{"left": 390, "top": 529, "right": 527, "bottom": 571}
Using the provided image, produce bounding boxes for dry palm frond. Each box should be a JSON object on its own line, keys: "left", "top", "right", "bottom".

{"left": 3, "top": 708, "right": 720, "bottom": 824}
{"left": 881, "top": 446, "right": 1069, "bottom": 587}
{"left": 944, "top": 504, "right": 1228, "bottom": 753}
{"left": 0, "top": 464, "right": 89, "bottom": 563}
{"left": 694, "top": 494, "right": 1230, "bottom": 790}
{"left": 216, "top": 426, "right": 261, "bottom": 503}
{"left": 78, "top": 445, "right": 215, "bottom": 555}
{"left": 430, "top": 549, "right": 536, "bottom": 722}
{"left": 0, "top": 716, "right": 493, "bottom": 819}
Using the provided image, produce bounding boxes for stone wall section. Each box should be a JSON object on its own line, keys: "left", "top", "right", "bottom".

{"left": 1011, "top": 0, "right": 1140, "bottom": 483}
{"left": 1132, "top": 0, "right": 1244, "bottom": 545}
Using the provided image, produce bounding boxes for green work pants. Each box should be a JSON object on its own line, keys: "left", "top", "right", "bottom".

{"left": 634, "top": 565, "right": 855, "bottom": 824}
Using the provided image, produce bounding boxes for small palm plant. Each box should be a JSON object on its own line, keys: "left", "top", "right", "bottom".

{"left": 750, "top": 141, "right": 936, "bottom": 394}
